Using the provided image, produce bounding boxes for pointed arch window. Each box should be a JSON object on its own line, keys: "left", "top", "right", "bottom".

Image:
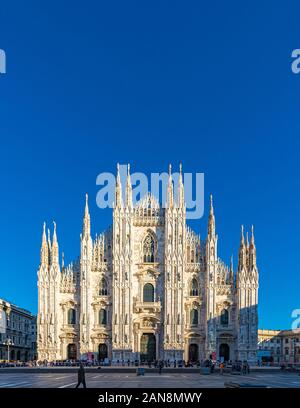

{"left": 99, "top": 278, "right": 108, "bottom": 296}
{"left": 220, "top": 309, "right": 229, "bottom": 326}
{"left": 190, "top": 309, "right": 198, "bottom": 326}
{"left": 143, "top": 283, "right": 154, "bottom": 302}
{"left": 190, "top": 278, "right": 199, "bottom": 296}
{"left": 99, "top": 309, "right": 107, "bottom": 325}
{"left": 143, "top": 234, "right": 155, "bottom": 263}
{"left": 191, "top": 250, "right": 195, "bottom": 263}
{"left": 67, "top": 308, "right": 76, "bottom": 325}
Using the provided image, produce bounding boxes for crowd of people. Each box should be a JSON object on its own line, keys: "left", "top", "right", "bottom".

{"left": 1, "top": 357, "right": 252, "bottom": 375}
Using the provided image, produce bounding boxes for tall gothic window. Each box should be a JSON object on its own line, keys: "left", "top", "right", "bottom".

{"left": 190, "top": 278, "right": 199, "bottom": 296}
{"left": 220, "top": 309, "right": 229, "bottom": 326}
{"left": 143, "top": 234, "right": 155, "bottom": 263}
{"left": 99, "top": 309, "right": 107, "bottom": 325}
{"left": 190, "top": 309, "right": 198, "bottom": 326}
{"left": 99, "top": 278, "right": 108, "bottom": 296}
{"left": 68, "top": 308, "right": 76, "bottom": 325}
{"left": 143, "top": 283, "right": 154, "bottom": 302}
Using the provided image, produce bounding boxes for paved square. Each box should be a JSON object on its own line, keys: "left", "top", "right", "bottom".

{"left": 0, "top": 371, "right": 299, "bottom": 388}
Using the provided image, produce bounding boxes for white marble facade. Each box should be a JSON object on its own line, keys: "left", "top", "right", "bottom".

{"left": 37, "top": 165, "right": 259, "bottom": 364}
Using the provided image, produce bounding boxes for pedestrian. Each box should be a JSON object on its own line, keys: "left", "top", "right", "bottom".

{"left": 219, "top": 362, "right": 224, "bottom": 375}
{"left": 75, "top": 363, "right": 87, "bottom": 388}
{"left": 158, "top": 360, "right": 163, "bottom": 375}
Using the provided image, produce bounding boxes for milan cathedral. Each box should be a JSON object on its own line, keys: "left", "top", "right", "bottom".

{"left": 37, "top": 165, "right": 258, "bottom": 364}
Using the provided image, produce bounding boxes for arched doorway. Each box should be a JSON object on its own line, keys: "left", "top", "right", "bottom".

{"left": 189, "top": 344, "right": 199, "bottom": 362}
{"left": 219, "top": 343, "right": 230, "bottom": 361}
{"left": 98, "top": 343, "right": 108, "bottom": 360}
{"left": 67, "top": 343, "right": 77, "bottom": 360}
{"left": 140, "top": 333, "right": 156, "bottom": 362}
{"left": 17, "top": 350, "right": 21, "bottom": 360}
{"left": 10, "top": 350, "right": 15, "bottom": 361}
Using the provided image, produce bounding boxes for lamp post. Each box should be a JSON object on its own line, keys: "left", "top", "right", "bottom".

{"left": 3, "top": 338, "right": 14, "bottom": 362}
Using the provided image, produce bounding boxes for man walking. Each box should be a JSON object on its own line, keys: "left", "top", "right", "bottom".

{"left": 75, "top": 363, "right": 87, "bottom": 388}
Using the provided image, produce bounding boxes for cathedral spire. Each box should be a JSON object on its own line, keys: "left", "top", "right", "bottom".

{"left": 125, "top": 163, "right": 133, "bottom": 209}
{"left": 167, "top": 164, "right": 174, "bottom": 208}
{"left": 51, "top": 221, "right": 59, "bottom": 264}
{"left": 238, "top": 225, "right": 246, "bottom": 271}
{"left": 229, "top": 254, "right": 234, "bottom": 283}
{"left": 177, "top": 163, "right": 184, "bottom": 208}
{"left": 249, "top": 225, "right": 257, "bottom": 270}
{"left": 47, "top": 228, "right": 51, "bottom": 250}
{"left": 115, "top": 163, "right": 123, "bottom": 209}
{"left": 82, "top": 193, "right": 91, "bottom": 238}
{"left": 250, "top": 224, "right": 255, "bottom": 246}
{"left": 40, "top": 222, "right": 48, "bottom": 266}
{"left": 240, "top": 224, "right": 245, "bottom": 246}
{"left": 207, "top": 194, "right": 216, "bottom": 237}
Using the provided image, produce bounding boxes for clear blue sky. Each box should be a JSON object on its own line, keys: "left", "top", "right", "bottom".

{"left": 0, "top": 1, "right": 299, "bottom": 329}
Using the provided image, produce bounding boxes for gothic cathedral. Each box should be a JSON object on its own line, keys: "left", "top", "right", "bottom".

{"left": 37, "top": 165, "right": 259, "bottom": 364}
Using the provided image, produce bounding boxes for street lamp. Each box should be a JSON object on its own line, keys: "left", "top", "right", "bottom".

{"left": 3, "top": 338, "right": 14, "bottom": 362}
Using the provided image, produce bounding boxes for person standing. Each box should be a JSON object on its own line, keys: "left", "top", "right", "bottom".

{"left": 158, "top": 360, "right": 163, "bottom": 375}
{"left": 76, "top": 363, "right": 87, "bottom": 388}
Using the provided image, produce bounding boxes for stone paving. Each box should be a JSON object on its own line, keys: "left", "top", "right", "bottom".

{"left": 0, "top": 371, "right": 299, "bottom": 388}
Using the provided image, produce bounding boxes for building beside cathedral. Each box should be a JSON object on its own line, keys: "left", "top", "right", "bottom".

{"left": 37, "top": 165, "right": 259, "bottom": 364}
